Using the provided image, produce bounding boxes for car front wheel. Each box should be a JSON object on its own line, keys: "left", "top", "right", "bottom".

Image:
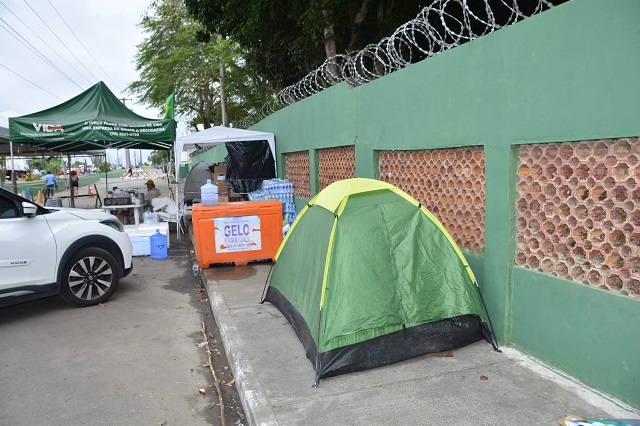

{"left": 59, "top": 247, "right": 120, "bottom": 307}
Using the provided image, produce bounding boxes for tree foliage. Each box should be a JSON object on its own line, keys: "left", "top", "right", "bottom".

{"left": 91, "top": 155, "right": 111, "bottom": 173}
{"left": 148, "top": 150, "right": 171, "bottom": 167}
{"left": 127, "top": 0, "right": 273, "bottom": 128}
{"left": 28, "top": 158, "right": 62, "bottom": 174}
{"left": 184, "top": 0, "right": 432, "bottom": 89}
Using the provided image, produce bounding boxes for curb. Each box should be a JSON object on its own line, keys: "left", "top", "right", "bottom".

{"left": 202, "top": 270, "right": 279, "bottom": 426}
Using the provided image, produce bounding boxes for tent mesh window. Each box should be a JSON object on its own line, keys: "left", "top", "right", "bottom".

{"left": 318, "top": 146, "right": 355, "bottom": 191}
{"left": 379, "top": 147, "right": 486, "bottom": 253}
{"left": 515, "top": 138, "right": 640, "bottom": 299}
{"left": 285, "top": 151, "right": 311, "bottom": 199}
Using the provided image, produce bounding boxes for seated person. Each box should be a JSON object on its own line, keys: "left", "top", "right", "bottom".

{"left": 144, "top": 179, "right": 161, "bottom": 208}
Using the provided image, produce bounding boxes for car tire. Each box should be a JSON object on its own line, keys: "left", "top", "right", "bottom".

{"left": 59, "top": 247, "right": 120, "bottom": 307}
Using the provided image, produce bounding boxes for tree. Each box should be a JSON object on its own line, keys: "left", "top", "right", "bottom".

{"left": 91, "top": 155, "right": 111, "bottom": 173}
{"left": 148, "top": 150, "right": 171, "bottom": 167}
{"left": 127, "top": 0, "right": 274, "bottom": 128}
{"left": 184, "top": 0, "right": 432, "bottom": 89}
{"left": 28, "top": 158, "right": 62, "bottom": 174}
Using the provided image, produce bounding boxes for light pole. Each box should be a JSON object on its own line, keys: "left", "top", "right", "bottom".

{"left": 120, "top": 98, "right": 132, "bottom": 169}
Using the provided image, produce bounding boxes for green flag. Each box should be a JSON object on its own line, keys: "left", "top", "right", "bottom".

{"left": 163, "top": 93, "right": 174, "bottom": 119}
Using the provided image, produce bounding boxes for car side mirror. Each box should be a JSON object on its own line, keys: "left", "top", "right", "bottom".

{"left": 22, "top": 201, "right": 38, "bottom": 217}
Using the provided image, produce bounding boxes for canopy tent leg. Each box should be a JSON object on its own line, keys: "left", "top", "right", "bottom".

{"left": 10, "top": 140, "right": 17, "bottom": 194}
{"left": 171, "top": 147, "right": 182, "bottom": 242}
{"left": 0, "top": 155, "right": 5, "bottom": 190}
{"left": 104, "top": 153, "right": 108, "bottom": 196}
{"left": 67, "top": 153, "right": 75, "bottom": 208}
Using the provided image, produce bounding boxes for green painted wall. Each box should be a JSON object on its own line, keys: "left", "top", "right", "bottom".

{"left": 253, "top": 82, "right": 358, "bottom": 182}
{"left": 179, "top": 164, "right": 189, "bottom": 179}
{"left": 513, "top": 268, "right": 640, "bottom": 408}
{"left": 250, "top": 0, "right": 640, "bottom": 408}
{"left": 190, "top": 144, "right": 228, "bottom": 171}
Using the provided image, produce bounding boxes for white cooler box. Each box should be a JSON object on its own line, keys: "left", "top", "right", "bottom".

{"left": 130, "top": 236, "right": 151, "bottom": 256}
{"left": 125, "top": 223, "right": 169, "bottom": 256}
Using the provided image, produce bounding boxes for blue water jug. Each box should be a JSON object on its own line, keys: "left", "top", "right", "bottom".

{"left": 150, "top": 230, "right": 168, "bottom": 260}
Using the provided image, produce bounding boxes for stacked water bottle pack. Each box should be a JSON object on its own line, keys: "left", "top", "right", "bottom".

{"left": 248, "top": 178, "right": 297, "bottom": 222}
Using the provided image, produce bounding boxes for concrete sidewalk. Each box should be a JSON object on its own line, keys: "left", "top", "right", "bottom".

{"left": 201, "top": 263, "right": 639, "bottom": 426}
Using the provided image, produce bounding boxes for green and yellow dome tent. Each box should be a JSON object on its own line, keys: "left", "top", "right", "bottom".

{"left": 262, "top": 178, "right": 499, "bottom": 384}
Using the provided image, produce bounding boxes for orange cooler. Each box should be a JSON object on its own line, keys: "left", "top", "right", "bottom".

{"left": 192, "top": 200, "right": 283, "bottom": 267}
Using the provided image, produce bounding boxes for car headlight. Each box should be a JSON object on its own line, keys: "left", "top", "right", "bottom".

{"left": 100, "top": 218, "right": 124, "bottom": 232}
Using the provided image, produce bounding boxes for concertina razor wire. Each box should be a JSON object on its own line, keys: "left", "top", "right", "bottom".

{"left": 236, "top": 0, "right": 559, "bottom": 129}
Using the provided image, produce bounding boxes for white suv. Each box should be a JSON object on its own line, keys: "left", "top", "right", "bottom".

{"left": 0, "top": 187, "right": 133, "bottom": 308}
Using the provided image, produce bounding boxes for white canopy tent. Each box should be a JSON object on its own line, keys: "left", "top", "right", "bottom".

{"left": 174, "top": 126, "right": 276, "bottom": 173}
{"left": 173, "top": 126, "right": 276, "bottom": 238}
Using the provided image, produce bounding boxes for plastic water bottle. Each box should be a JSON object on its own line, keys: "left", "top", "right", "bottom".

{"left": 201, "top": 178, "right": 218, "bottom": 207}
{"left": 150, "top": 230, "right": 168, "bottom": 260}
{"left": 282, "top": 223, "right": 290, "bottom": 237}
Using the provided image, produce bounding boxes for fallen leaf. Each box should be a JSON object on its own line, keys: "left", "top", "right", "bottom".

{"left": 480, "top": 375, "right": 489, "bottom": 381}
{"left": 222, "top": 366, "right": 229, "bottom": 370}
{"left": 426, "top": 351, "right": 453, "bottom": 357}
{"left": 196, "top": 341, "right": 207, "bottom": 348}
{"left": 98, "top": 303, "right": 106, "bottom": 307}
{"left": 225, "top": 378, "right": 236, "bottom": 387}
{"left": 213, "top": 339, "right": 218, "bottom": 345}
{"left": 198, "top": 388, "right": 206, "bottom": 395}
{"left": 201, "top": 363, "right": 211, "bottom": 368}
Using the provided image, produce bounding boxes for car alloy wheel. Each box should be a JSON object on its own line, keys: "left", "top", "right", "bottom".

{"left": 60, "top": 247, "right": 120, "bottom": 306}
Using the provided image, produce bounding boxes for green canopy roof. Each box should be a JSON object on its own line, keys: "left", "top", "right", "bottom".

{"left": 8, "top": 82, "right": 175, "bottom": 152}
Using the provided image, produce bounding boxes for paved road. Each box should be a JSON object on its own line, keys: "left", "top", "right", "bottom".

{"left": 0, "top": 231, "right": 243, "bottom": 425}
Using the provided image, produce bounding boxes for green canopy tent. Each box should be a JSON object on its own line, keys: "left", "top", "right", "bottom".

{"left": 7, "top": 82, "right": 176, "bottom": 202}
{"left": 9, "top": 81, "right": 175, "bottom": 151}
{"left": 1, "top": 125, "right": 109, "bottom": 191}
{"left": 263, "top": 178, "right": 499, "bottom": 384}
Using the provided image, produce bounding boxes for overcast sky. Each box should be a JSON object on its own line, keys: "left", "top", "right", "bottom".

{"left": 0, "top": 0, "right": 185, "bottom": 164}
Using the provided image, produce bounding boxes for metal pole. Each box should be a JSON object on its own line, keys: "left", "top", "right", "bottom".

{"left": 173, "top": 145, "right": 181, "bottom": 242}
{"left": 10, "top": 140, "right": 17, "bottom": 193}
{"left": 0, "top": 155, "right": 5, "bottom": 190}
{"left": 104, "top": 153, "right": 108, "bottom": 195}
{"left": 68, "top": 153, "right": 74, "bottom": 207}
